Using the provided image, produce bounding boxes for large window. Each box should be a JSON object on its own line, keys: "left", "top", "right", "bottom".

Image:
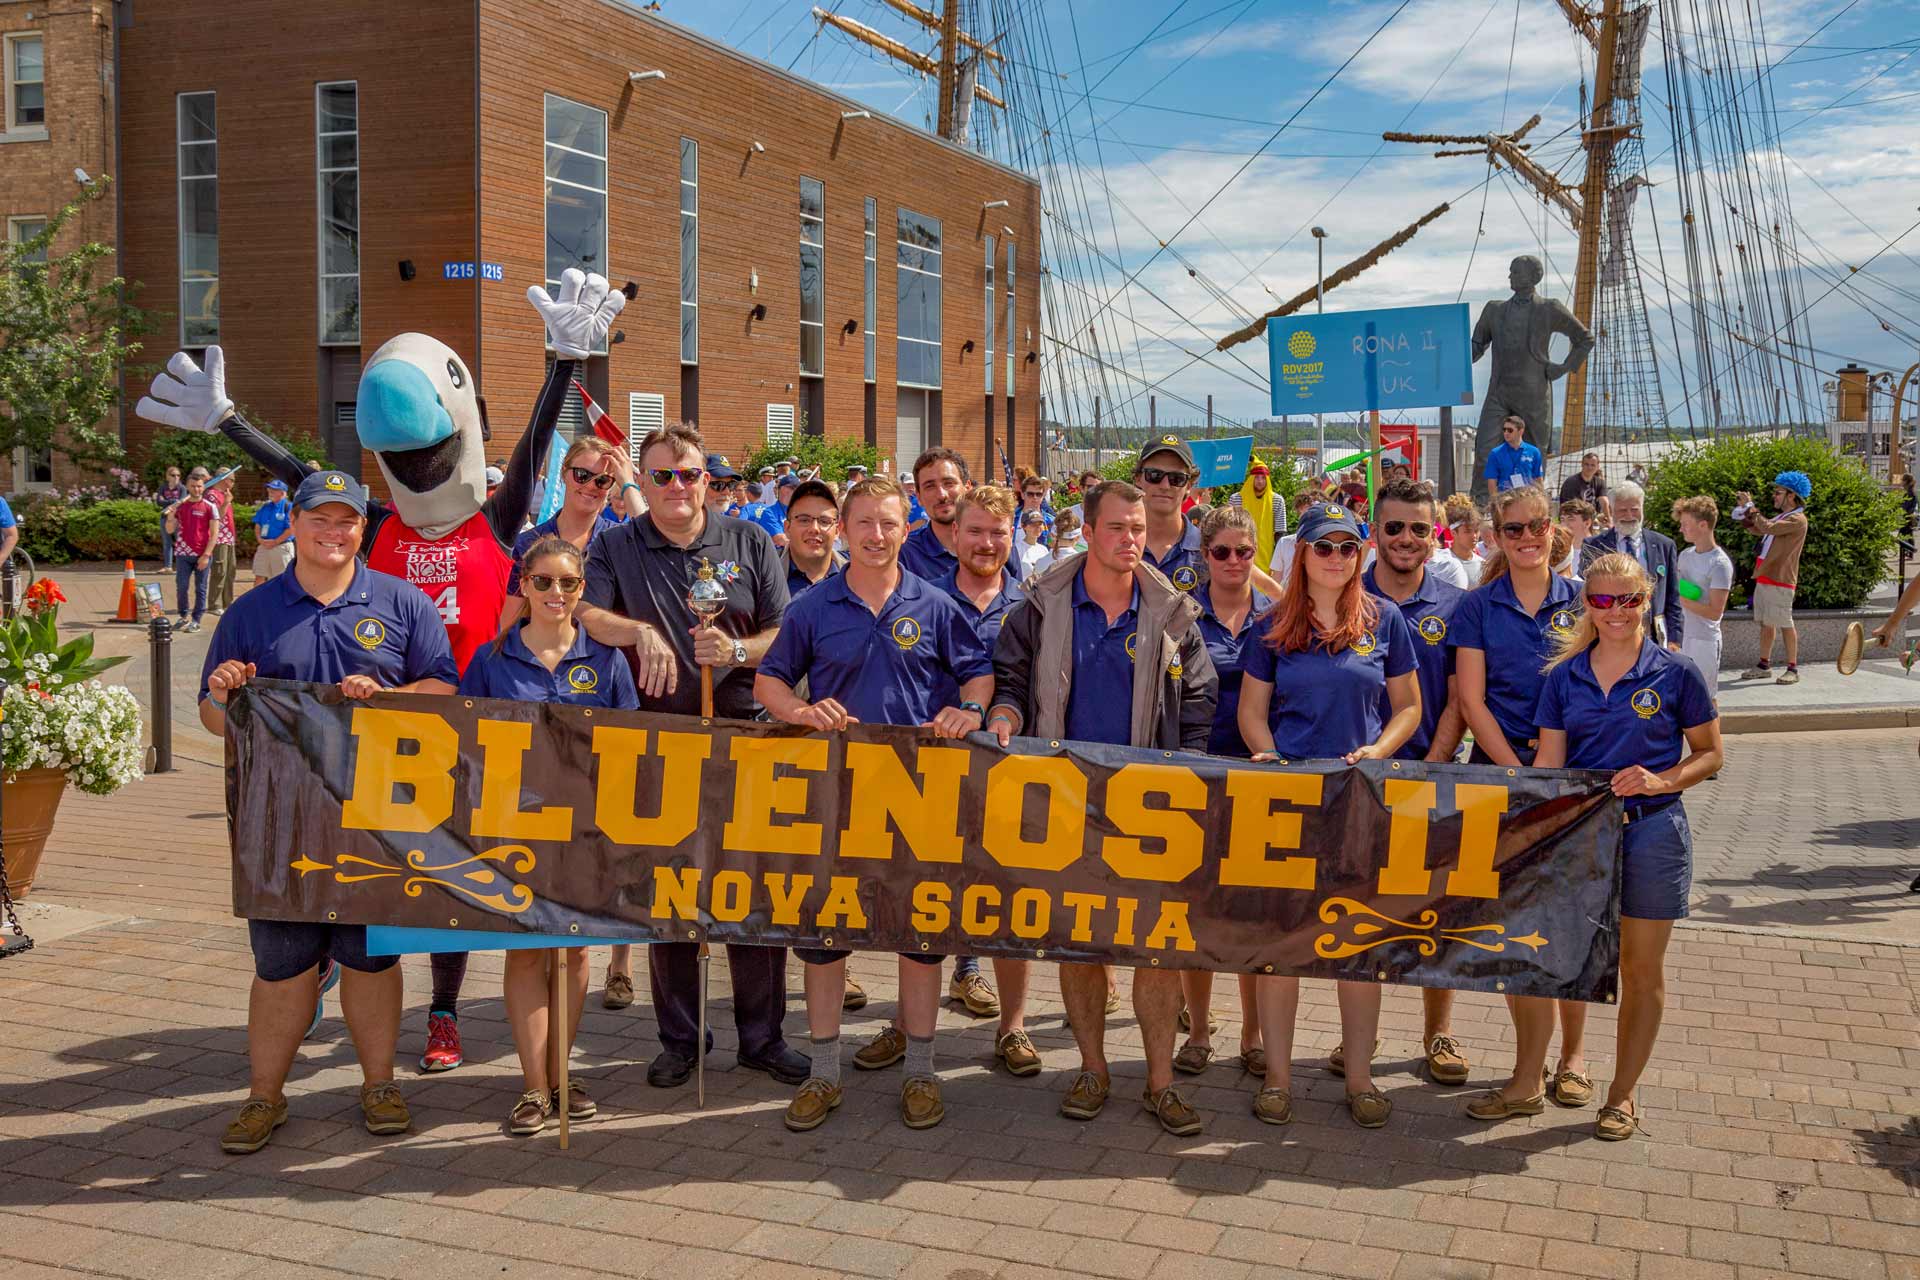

{"left": 544, "top": 93, "right": 607, "bottom": 347}
{"left": 1004, "top": 240, "right": 1016, "bottom": 392}
{"left": 984, "top": 234, "right": 996, "bottom": 395}
{"left": 862, "top": 198, "right": 877, "bottom": 383}
{"left": 177, "top": 92, "right": 219, "bottom": 346}
{"left": 679, "top": 138, "right": 697, "bottom": 365}
{"left": 5, "top": 33, "right": 41, "bottom": 131}
{"left": 896, "top": 207, "right": 942, "bottom": 390}
{"left": 316, "top": 82, "right": 359, "bottom": 345}
{"left": 799, "top": 177, "right": 824, "bottom": 377}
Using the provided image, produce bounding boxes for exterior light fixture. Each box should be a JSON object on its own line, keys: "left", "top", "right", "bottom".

{"left": 629, "top": 69, "right": 666, "bottom": 82}
{"left": 982, "top": 199, "right": 1009, "bottom": 209}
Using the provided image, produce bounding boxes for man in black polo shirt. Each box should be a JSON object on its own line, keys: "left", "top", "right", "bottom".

{"left": 577, "top": 423, "right": 809, "bottom": 1088}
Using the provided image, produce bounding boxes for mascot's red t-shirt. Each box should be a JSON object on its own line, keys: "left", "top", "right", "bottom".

{"left": 367, "top": 510, "right": 512, "bottom": 674}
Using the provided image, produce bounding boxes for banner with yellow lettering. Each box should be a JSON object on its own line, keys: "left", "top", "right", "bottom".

{"left": 228, "top": 680, "right": 1626, "bottom": 1001}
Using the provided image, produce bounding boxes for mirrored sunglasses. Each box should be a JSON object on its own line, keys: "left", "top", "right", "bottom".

{"left": 525, "top": 574, "right": 584, "bottom": 594}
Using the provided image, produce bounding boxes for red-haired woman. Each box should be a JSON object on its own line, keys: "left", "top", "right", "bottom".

{"left": 1237, "top": 502, "right": 1422, "bottom": 1129}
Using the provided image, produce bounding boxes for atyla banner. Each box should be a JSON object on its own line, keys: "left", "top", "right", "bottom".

{"left": 226, "top": 681, "right": 1626, "bottom": 1001}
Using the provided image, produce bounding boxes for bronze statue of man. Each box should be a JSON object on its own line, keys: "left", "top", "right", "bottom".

{"left": 1470, "top": 255, "right": 1594, "bottom": 482}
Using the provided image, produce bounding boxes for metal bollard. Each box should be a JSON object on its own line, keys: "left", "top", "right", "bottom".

{"left": 1, "top": 554, "right": 14, "bottom": 622}
{"left": 148, "top": 606, "right": 174, "bottom": 774}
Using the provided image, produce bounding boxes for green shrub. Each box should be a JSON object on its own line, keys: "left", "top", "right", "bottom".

{"left": 741, "top": 434, "right": 881, "bottom": 484}
{"left": 233, "top": 503, "right": 260, "bottom": 558}
{"left": 1646, "top": 436, "right": 1898, "bottom": 610}
{"left": 64, "top": 499, "right": 164, "bottom": 560}
{"left": 9, "top": 493, "right": 74, "bottom": 565}
{"left": 139, "top": 414, "right": 327, "bottom": 492}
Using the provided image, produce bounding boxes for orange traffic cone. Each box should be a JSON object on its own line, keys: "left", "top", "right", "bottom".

{"left": 114, "top": 559, "right": 140, "bottom": 622}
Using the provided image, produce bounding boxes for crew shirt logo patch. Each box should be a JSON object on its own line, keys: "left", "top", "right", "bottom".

{"left": 1352, "top": 630, "right": 1378, "bottom": 656}
{"left": 1124, "top": 632, "right": 1139, "bottom": 662}
{"left": 1167, "top": 653, "right": 1184, "bottom": 679}
{"left": 566, "top": 664, "right": 599, "bottom": 693}
{"left": 1323, "top": 504, "right": 1346, "bottom": 519}
{"left": 1418, "top": 615, "right": 1447, "bottom": 645}
{"left": 1631, "top": 687, "right": 1662, "bottom": 719}
{"left": 891, "top": 617, "right": 922, "bottom": 650}
{"left": 1549, "top": 608, "right": 1576, "bottom": 634}
{"left": 353, "top": 619, "right": 386, "bottom": 650}
{"left": 1171, "top": 565, "right": 1199, "bottom": 592}
{"left": 324, "top": 474, "right": 347, "bottom": 491}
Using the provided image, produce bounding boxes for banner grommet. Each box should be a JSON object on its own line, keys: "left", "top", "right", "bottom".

{"left": 1035, "top": 949, "right": 1045, "bottom": 959}
{"left": 327, "top": 911, "right": 337, "bottom": 922}
{"left": 919, "top": 942, "right": 930, "bottom": 951}
{"left": 569, "top": 924, "right": 580, "bottom": 934}
{"left": 686, "top": 929, "right": 697, "bottom": 940}
{"left": 448, "top": 918, "right": 457, "bottom": 927}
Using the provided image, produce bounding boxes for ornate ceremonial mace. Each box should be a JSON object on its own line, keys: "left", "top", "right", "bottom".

{"left": 687, "top": 558, "right": 728, "bottom": 1108}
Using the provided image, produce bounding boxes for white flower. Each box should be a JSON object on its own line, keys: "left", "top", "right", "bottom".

{"left": 3, "top": 680, "right": 145, "bottom": 795}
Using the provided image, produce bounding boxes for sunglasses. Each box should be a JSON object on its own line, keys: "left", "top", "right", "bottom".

{"left": 525, "top": 574, "right": 584, "bottom": 594}
{"left": 1380, "top": 520, "right": 1433, "bottom": 539}
{"left": 710, "top": 479, "right": 739, "bottom": 492}
{"left": 1309, "top": 539, "right": 1362, "bottom": 560}
{"left": 1138, "top": 467, "right": 1192, "bottom": 487}
{"left": 567, "top": 466, "right": 615, "bottom": 491}
{"left": 1498, "top": 517, "right": 1551, "bottom": 538}
{"left": 1207, "top": 544, "right": 1256, "bottom": 562}
{"left": 1585, "top": 591, "right": 1646, "bottom": 610}
{"left": 647, "top": 467, "right": 705, "bottom": 487}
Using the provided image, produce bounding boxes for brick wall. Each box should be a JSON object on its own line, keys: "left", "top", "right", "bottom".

{"left": 0, "top": 0, "right": 117, "bottom": 491}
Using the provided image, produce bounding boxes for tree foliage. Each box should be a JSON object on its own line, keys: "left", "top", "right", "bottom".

{"left": 0, "top": 179, "right": 149, "bottom": 470}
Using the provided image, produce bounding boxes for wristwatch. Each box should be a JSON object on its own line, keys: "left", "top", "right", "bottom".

{"left": 727, "top": 638, "right": 748, "bottom": 666}
{"left": 958, "top": 700, "right": 986, "bottom": 720}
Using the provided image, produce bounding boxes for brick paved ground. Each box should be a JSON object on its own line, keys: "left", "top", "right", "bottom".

{"left": 2, "top": 570, "right": 1916, "bottom": 1279}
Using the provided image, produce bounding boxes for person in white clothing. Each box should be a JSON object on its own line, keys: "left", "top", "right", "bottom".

{"left": 1441, "top": 493, "right": 1486, "bottom": 588}
{"left": 1555, "top": 499, "right": 1596, "bottom": 577}
{"left": 1267, "top": 490, "right": 1319, "bottom": 588}
{"left": 1017, "top": 508, "right": 1055, "bottom": 575}
{"left": 1672, "top": 495, "right": 1733, "bottom": 699}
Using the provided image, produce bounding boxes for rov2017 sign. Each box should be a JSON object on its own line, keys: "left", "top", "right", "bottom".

{"left": 1268, "top": 303, "right": 1474, "bottom": 416}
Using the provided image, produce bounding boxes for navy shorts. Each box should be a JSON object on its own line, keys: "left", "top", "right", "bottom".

{"left": 1619, "top": 801, "right": 1693, "bottom": 920}
{"left": 249, "top": 920, "right": 399, "bottom": 983}
{"left": 796, "top": 948, "right": 944, "bottom": 967}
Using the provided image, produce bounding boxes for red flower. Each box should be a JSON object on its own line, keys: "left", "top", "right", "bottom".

{"left": 23, "top": 578, "right": 66, "bottom": 611}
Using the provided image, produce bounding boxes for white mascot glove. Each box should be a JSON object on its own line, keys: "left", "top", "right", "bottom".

{"left": 528, "top": 267, "right": 626, "bottom": 360}
{"left": 135, "top": 347, "right": 235, "bottom": 434}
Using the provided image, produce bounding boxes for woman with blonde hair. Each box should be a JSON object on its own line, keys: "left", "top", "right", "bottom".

{"left": 458, "top": 535, "right": 641, "bottom": 1134}
{"left": 1237, "top": 502, "right": 1421, "bottom": 1128}
{"left": 1467, "top": 552, "right": 1721, "bottom": 1139}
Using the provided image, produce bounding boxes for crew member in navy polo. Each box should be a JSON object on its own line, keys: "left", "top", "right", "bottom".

{"left": 755, "top": 477, "right": 992, "bottom": 1138}
{"left": 1136, "top": 435, "right": 1205, "bottom": 593}
{"left": 781, "top": 478, "right": 845, "bottom": 600}
{"left": 507, "top": 438, "right": 631, "bottom": 598}
{"left": 197, "top": 469, "right": 457, "bottom": 1159}
{"left": 1363, "top": 479, "right": 1469, "bottom": 761}
{"left": 930, "top": 485, "right": 1027, "bottom": 711}
{"left": 572, "top": 424, "right": 808, "bottom": 1092}
{"left": 459, "top": 585, "right": 639, "bottom": 708}
{"left": 1450, "top": 488, "right": 1583, "bottom": 765}
{"left": 1065, "top": 574, "right": 1142, "bottom": 746}
{"left": 1239, "top": 503, "right": 1420, "bottom": 762}
{"left": 901, "top": 445, "right": 1006, "bottom": 583}
{"left": 1190, "top": 507, "right": 1271, "bottom": 757}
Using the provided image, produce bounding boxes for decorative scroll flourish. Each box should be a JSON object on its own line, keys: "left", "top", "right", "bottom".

{"left": 1313, "top": 897, "right": 1548, "bottom": 959}
{"left": 292, "top": 845, "right": 538, "bottom": 914}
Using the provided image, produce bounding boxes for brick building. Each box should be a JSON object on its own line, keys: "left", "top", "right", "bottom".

{"left": 74, "top": 0, "right": 1040, "bottom": 495}
{"left": 0, "top": 0, "right": 120, "bottom": 491}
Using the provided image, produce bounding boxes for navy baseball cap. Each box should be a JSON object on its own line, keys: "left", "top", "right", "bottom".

{"left": 706, "top": 452, "right": 740, "bottom": 480}
{"left": 776, "top": 473, "right": 801, "bottom": 490}
{"left": 1137, "top": 433, "right": 1196, "bottom": 471}
{"left": 264, "top": 478, "right": 288, "bottom": 492}
{"left": 293, "top": 470, "right": 370, "bottom": 515}
{"left": 1294, "top": 499, "right": 1365, "bottom": 545}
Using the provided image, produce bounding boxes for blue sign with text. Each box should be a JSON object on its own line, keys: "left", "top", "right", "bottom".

{"left": 1267, "top": 303, "right": 1473, "bottom": 416}
{"left": 443, "top": 262, "right": 504, "bottom": 282}
{"left": 1186, "top": 435, "right": 1255, "bottom": 488}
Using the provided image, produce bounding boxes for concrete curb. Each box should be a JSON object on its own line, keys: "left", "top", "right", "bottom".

{"left": 1721, "top": 705, "right": 1920, "bottom": 734}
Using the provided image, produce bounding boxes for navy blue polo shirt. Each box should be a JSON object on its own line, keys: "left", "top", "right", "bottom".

{"left": 1450, "top": 571, "right": 1584, "bottom": 749}
{"left": 760, "top": 568, "right": 992, "bottom": 726}
{"left": 1241, "top": 603, "right": 1418, "bottom": 760}
{"left": 900, "top": 522, "right": 1026, "bottom": 586}
{"left": 785, "top": 553, "right": 843, "bottom": 601}
{"left": 1536, "top": 640, "right": 1716, "bottom": 811}
{"left": 508, "top": 508, "right": 622, "bottom": 596}
{"left": 1064, "top": 573, "right": 1140, "bottom": 746}
{"left": 1364, "top": 565, "right": 1468, "bottom": 760}
{"left": 1143, "top": 519, "right": 1204, "bottom": 594}
{"left": 199, "top": 561, "right": 458, "bottom": 700}
{"left": 1194, "top": 584, "right": 1272, "bottom": 758}
{"left": 458, "top": 624, "right": 641, "bottom": 709}
{"left": 931, "top": 564, "right": 1024, "bottom": 708}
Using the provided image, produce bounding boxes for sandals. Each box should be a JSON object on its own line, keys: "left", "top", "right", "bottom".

{"left": 1173, "top": 1040, "right": 1216, "bottom": 1076}
{"left": 1595, "top": 1102, "right": 1639, "bottom": 1141}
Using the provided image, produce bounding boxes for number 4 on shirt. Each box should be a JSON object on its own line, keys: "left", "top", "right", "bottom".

{"left": 431, "top": 585, "right": 460, "bottom": 625}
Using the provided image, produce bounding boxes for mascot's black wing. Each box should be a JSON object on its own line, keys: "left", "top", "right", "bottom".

{"left": 483, "top": 357, "right": 575, "bottom": 549}
{"left": 213, "top": 412, "right": 393, "bottom": 549}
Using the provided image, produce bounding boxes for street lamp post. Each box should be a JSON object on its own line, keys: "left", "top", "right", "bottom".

{"left": 1312, "top": 226, "right": 1327, "bottom": 477}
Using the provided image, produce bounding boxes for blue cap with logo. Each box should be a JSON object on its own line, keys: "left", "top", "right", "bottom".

{"left": 293, "top": 469, "right": 370, "bottom": 515}
{"left": 264, "top": 478, "right": 288, "bottom": 492}
{"left": 1294, "top": 499, "right": 1364, "bottom": 546}
{"left": 706, "top": 452, "right": 740, "bottom": 480}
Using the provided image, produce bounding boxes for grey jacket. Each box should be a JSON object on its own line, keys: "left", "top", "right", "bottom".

{"left": 990, "top": 551, "right": 1217, "bottom": 752}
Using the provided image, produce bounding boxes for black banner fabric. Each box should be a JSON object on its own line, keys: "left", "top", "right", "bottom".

{"left": 227, "top": 680, "right": 1625, "bottom": 1001}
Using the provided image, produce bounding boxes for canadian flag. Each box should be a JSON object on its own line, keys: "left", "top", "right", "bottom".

{"left": 573, "top": 379, "right": 624, "bottom": 446}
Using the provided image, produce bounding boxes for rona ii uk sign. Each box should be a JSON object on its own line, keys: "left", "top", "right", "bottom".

{"left": 1268, "top": 303, "right": 1474, "bottom": 416}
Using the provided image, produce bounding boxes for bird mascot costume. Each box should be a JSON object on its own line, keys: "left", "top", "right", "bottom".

{"left": 137, "top": 267, "right": 627, "bottom": 1072}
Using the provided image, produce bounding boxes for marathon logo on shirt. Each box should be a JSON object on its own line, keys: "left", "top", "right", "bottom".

{"left": 566, "top": 664, "right": 599, "bottom": 694}
{"left": 1631, "top": 688, "right": 1661, "bottom": 719}
{"left": 353, "top": 619, "right": 386, "bottom": 650}
{"left": 397, "top": 536, "right": 468, "bottom": 586}
{"left": 891, "top": 617, "right": 922, "bottom": 650}
{"left": 1418, "top": 615, "right": 1448, "bottom": 645}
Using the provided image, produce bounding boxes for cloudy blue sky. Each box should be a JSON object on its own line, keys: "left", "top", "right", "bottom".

{"left": 665, "top": 0, "right": 1920, "bottom": 433}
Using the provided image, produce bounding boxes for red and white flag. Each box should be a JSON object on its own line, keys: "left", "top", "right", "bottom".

{"left": 573, "top": 379, "right": 624, "bottom": 446}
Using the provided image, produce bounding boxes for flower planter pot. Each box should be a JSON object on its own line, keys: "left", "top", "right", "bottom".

{"left": 1, "top": 767, "right": 68, "bottom": 899}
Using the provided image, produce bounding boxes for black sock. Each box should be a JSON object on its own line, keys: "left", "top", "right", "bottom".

{"left": 429, "top": 951, "right": 469, "bottom": 1017}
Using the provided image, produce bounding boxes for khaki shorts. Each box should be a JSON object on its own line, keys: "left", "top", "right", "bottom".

{"left": 1753, "top": 582, "right": 1796, "bottom": 629}
{"left": 251, "top": 543, "right": 294, "bottom": 579}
